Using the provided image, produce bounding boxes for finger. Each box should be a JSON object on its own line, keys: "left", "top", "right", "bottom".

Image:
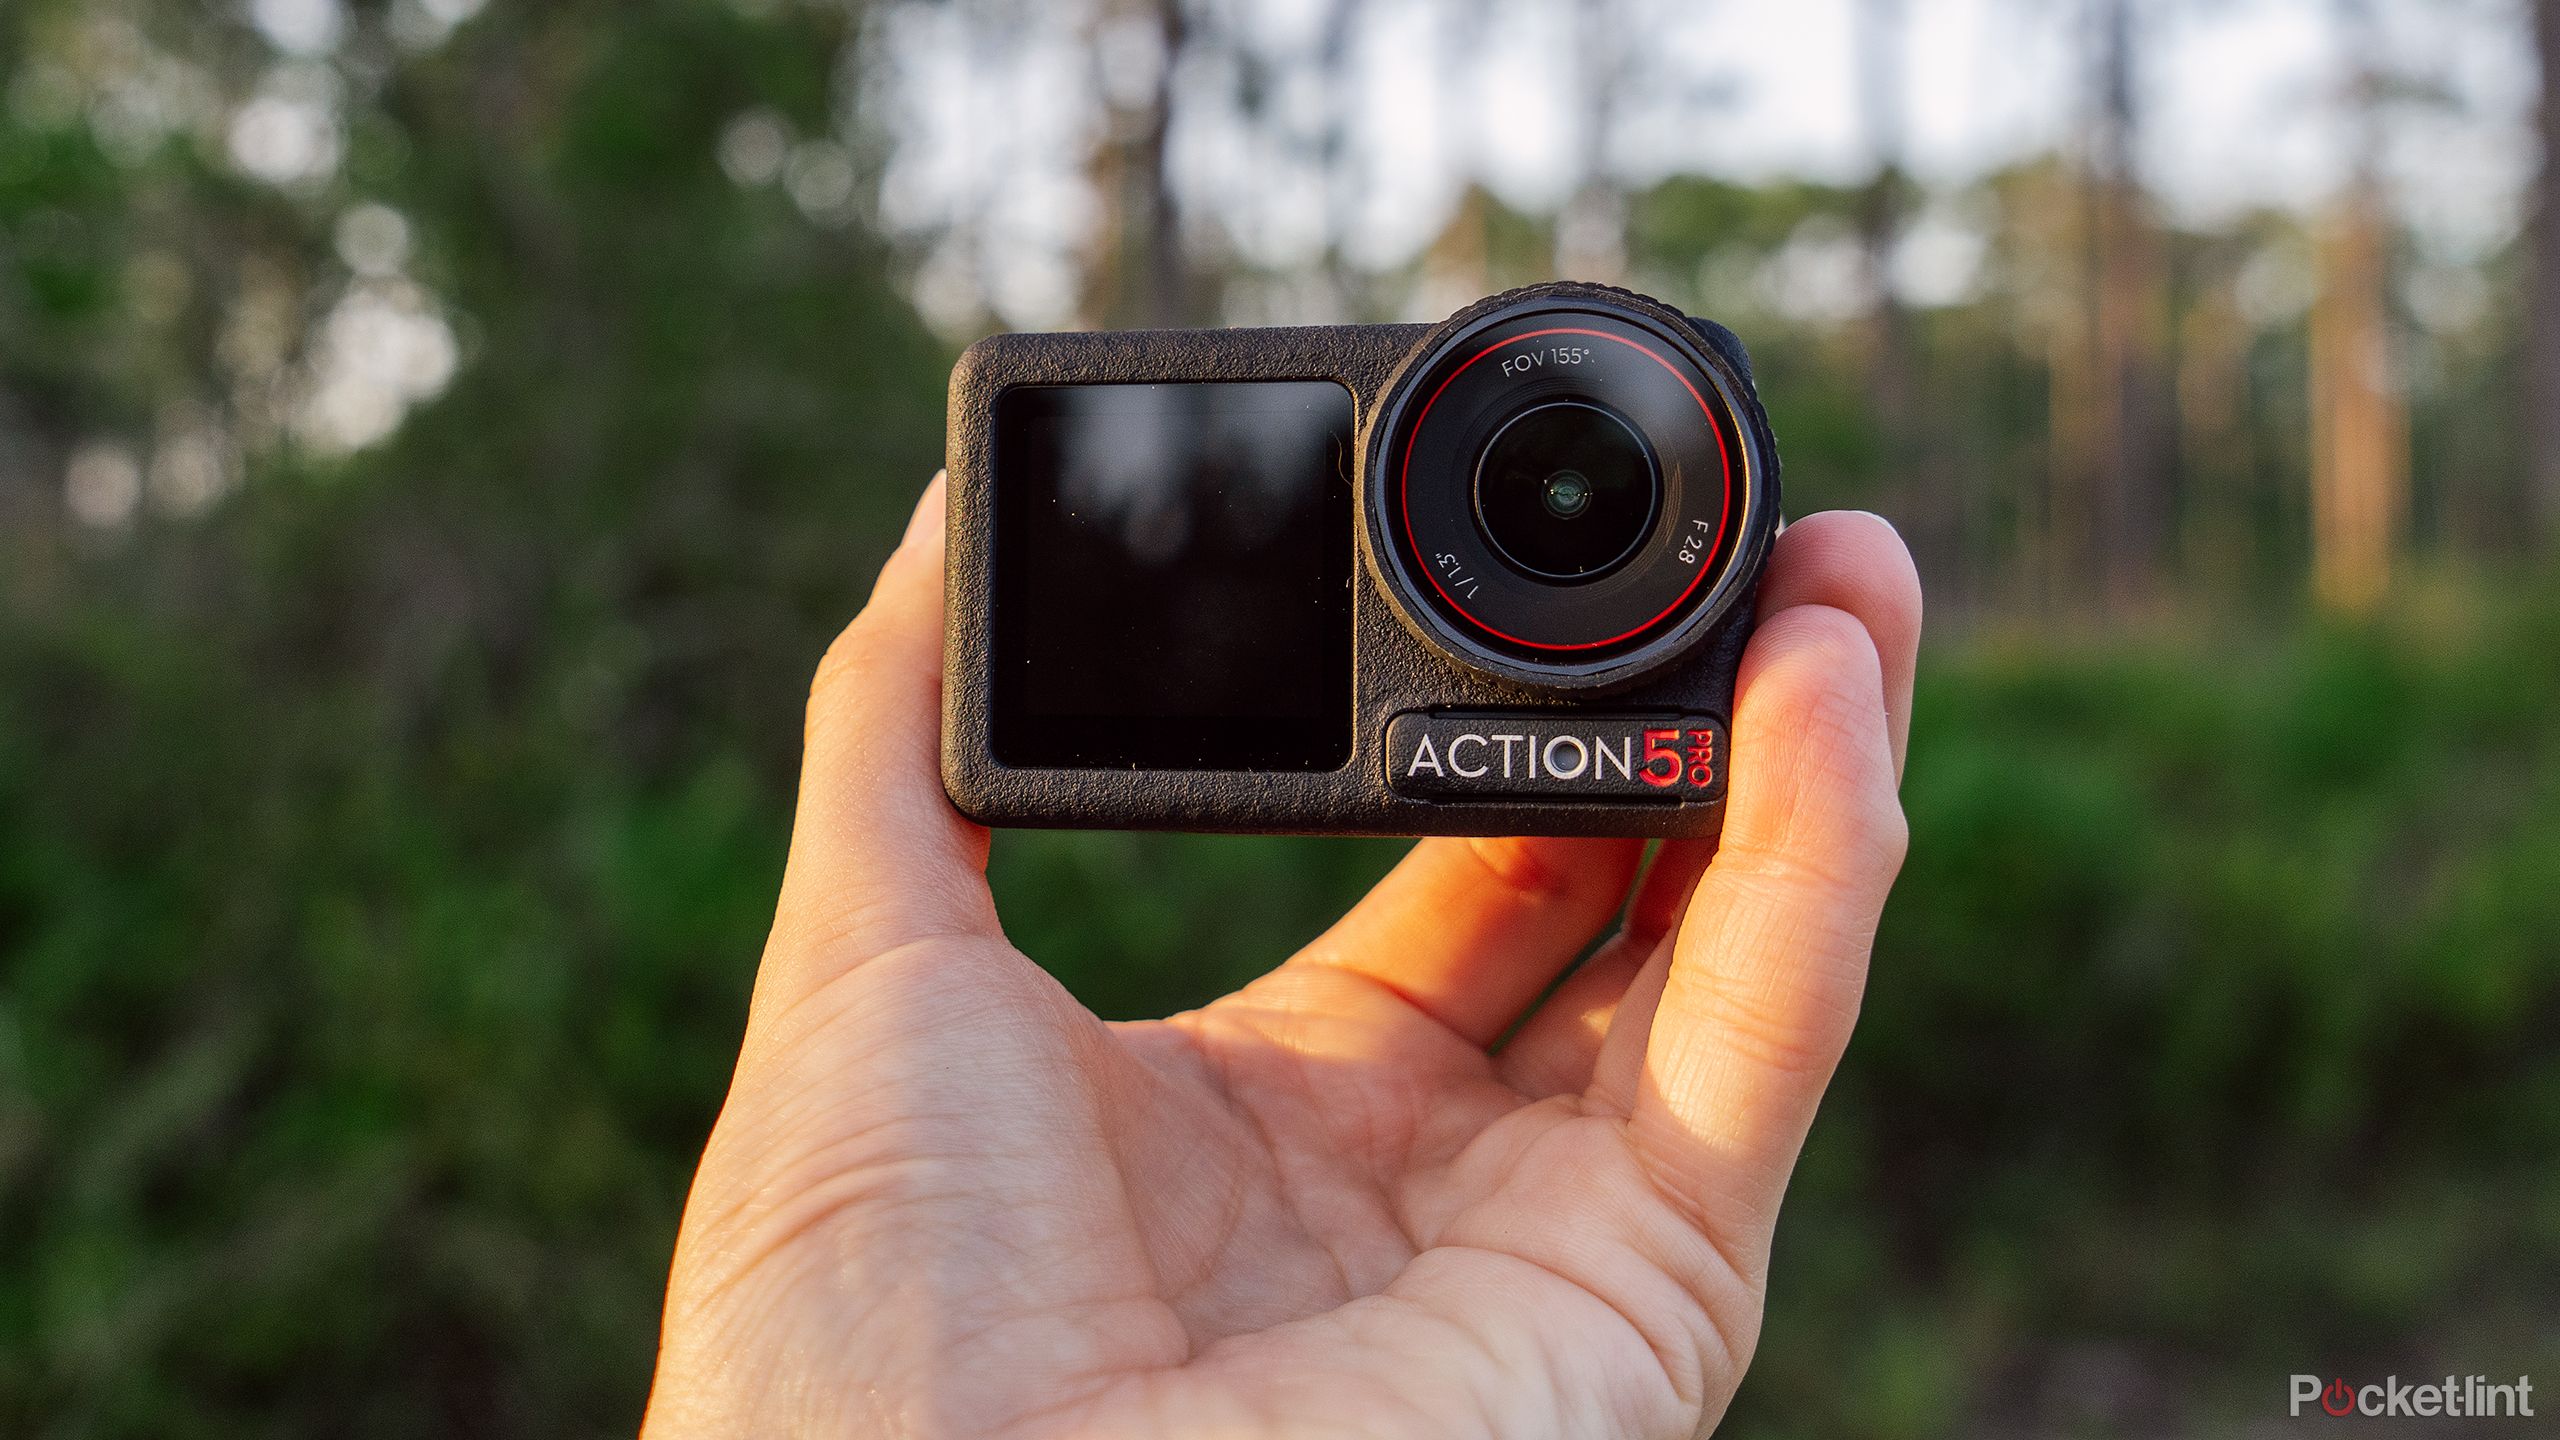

{"left": 1617, "top": 604, "right": 1909, "bottom": 1277}
{"left": 763, "top": 474, "right": 997, "bottom": 1006}
{"left": 1582, "top": 531, "right": 1917, "bottom": 1106}
{"left": 1278, "top": 835, "right": 1646, "bottom": 1046}
{"left": 1491, "top": 929, "right": 1662, "bottom": 1097}
{"left": 1622, "top": 838, "right": 1719, "bottom": 947}
{"left": 1751, "top": 511, "right": 1922, "bottom": 780}
{"left": 1508, "top": 513, "right": 1918, "bottom": 1099}
{"left": 1495, "top": 838, "right": 1713, "bottom": 1095}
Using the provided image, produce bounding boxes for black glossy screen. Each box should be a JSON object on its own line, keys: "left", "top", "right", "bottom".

{"left": 991, "top": 381, "right": 1355, "bottom": 770}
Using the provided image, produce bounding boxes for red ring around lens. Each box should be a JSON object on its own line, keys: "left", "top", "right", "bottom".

{"left": 1396, "top": 326, "right": 1734, "bottom": 652}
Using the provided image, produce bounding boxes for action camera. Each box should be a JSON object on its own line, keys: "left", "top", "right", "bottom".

{"left": 940, "top": 281, "right": 1781, "bottom": 837}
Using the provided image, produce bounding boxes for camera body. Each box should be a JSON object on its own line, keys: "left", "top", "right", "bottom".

{"left": 941, "top": 281, "right": 1781, "bottom": 837}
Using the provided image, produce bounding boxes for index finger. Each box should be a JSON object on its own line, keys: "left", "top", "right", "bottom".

{"left": 1752, "top": 511, "right": 1921, "bottom": 779}
{"left": 1618, "top": 590, "right": 1915, "bottom": 1280}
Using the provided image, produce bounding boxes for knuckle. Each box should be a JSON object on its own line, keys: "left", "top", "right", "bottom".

{"left": 1770, "top": 602, "right": 1885, "bottom": 681}
{"left": 1623, "top": 1111, "right": 1778, "bottom": 1297}
{"left": 810, "top": 622, "right": 865, "bottom": 699}
{"left": 1872, "top": 792, "right": 1912, "bottom": 874}
{"left": 1861, "top": 556, "right": 1924, "bottom": 650}
{"left": 807, "top": 615, "right": 896, "bottom": 720}
{"left": 1791, "top": 656, "right": 1882, "bottom": 753}
{"left": 1769, "top": 517, "right": 1924, "bottom": 660}
{"left": 1699, "top": 974, "right": 1858, "bottom": 1081}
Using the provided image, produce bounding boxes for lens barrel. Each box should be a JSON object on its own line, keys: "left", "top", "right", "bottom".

{"left": 1365, "top": 286, "right": 1768, "bottom": 691}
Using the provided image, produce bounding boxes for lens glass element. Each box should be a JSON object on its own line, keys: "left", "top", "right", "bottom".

{"left": 1470, "top": 401, "right": 1659, "bottom": 582}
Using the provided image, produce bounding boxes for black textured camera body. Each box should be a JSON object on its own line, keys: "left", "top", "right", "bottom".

{"left": 942, "top": 282, "right": 1781, "bottom": 837}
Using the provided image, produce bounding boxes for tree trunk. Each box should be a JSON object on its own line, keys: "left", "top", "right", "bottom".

{"left": 2311, "top": 178, "right": 2405, "bottom": 613}
{"left": 2176, "top": 277, "right": 2255, "bottom": 595}
{"left": 1555, "top": 0, "right": 1627, "bottom": 284}
{"left": 1080, "top": 0, "right": 1190, "bottom": 329}
{"left": 2311, "top": 0, "right": 2405, "bottom": 613}
{"left": 2085, "top": 0, "right": 2169, "bottom": 614}
{"left": 2046, "top": 0, "right": 2168, "bottom": 619}
{"left": 1855, "top": 0, "right": 1945, "bottom": 588}
{"left": 1854, "top": 0, "right": 1912, "bottom": 417}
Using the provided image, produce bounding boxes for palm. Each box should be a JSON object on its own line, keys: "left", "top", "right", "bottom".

{"left": 1116, "top": 977, "right": 1748, "bottom": 1430}
{"left": 669, "top": 898, "right": 1747, "bottom": 1437}
{"left": 647, "top": 499, "right": 1919, "bottom": 1440}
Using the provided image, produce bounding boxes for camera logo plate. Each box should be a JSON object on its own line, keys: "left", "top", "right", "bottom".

{"left": 1385, "top": 710, "right": 1727, "bottom": 803}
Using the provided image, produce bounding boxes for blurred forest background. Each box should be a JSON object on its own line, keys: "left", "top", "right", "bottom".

{"left": 4, "top": 0, "right": 2559, "bottom": 1435}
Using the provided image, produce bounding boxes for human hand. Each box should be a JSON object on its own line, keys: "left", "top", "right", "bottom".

{"left": 643, "top": 478, "right": 1920, "bottom": 1439}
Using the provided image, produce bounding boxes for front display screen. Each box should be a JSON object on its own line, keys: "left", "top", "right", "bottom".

{"left": 991, "top": 381, "right": 1355, "bottom": 770}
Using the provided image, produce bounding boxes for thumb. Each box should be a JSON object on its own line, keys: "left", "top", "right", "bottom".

{"left": 762, "top": 473, "right": 996, "bottom": 1014}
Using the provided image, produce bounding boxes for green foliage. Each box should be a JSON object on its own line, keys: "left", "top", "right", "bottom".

{"left": 1, "top": 3, "right": 944, "bottom": 1434}
{"left": 1724, "top": 596, "right": 2560, "bottom": 1437}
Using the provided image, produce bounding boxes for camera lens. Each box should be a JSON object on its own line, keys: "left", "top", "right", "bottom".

{"left": 1471, "top": 401, "right": 1659, "bottom": 582}
{"left": 1365, "top": 287, "right": 1773, "bottom": 690}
